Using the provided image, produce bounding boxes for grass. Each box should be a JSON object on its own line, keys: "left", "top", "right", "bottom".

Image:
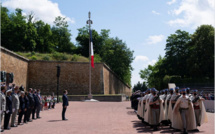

{"left": 16, "top": 52, "right": 89, "bottom": 62}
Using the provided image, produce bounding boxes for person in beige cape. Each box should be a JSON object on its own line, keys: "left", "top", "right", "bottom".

{"left": 137, "top": 92, "right": 144, "bottom": 119}
{"left": 172, "top": 88, "right": 196, "bottom": 134}
{"left": 190, "top": 90, "right": 208, "bottom": 131}
{"left": 168, "top": 87, "right": 181, "bottom": 127}
{"left": 143, "top": 89, "right": 151, "bottom": 125}
{"left": 148, "top": 88, "right": 164, "bottom": 131}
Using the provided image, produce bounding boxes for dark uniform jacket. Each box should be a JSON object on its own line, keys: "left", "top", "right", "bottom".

{"left": 6, "top": 95, "right": 12, "bottom": 114}
{"left": 28, "top": 93, "right": 35, "bottom": 108}
{"left": 33, "top": 93, "right": 39, "bottom": 107}
{"left": 19, "top": 96, "right": 26, "bottom": 111}
{"left": 62, "top": 94, "right": 69, "bottom": 107}
{"left": 24, "top": 95, "right": 30, "bottom": 109}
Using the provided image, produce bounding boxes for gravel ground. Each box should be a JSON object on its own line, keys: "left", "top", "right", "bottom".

{"left": 2, "top": 101, "right": 214, "bottom": 134}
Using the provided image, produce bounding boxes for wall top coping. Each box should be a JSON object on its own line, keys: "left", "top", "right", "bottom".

{"left": 0, "top": 46, "right": 29, "bottom": 62}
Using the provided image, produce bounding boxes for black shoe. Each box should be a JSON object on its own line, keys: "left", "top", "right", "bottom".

{"left": 28, "top": 120, "right": 32, "bottom": 122}
{"left": 183, "top": 128, "right": 188, "bottom": 134}
{"left": 37, "top": 117, "right": 41, "bottom": 119}
{"left": 4, "top": 127, "right": 11, "bottom": 130}
{"left": 1, "top": 129, "right": 4, "bottom": 132}
{"left": 11, "top": 125, "right": 17, "bottom": 127}
{"left": 62, "top": 119, "right": 68, "bottom": 121}
{"left": 24, "top": 121, "right": 28, "bottom": 124}
{"left": 153, "top": 126, "right": 158, "bottom": 131}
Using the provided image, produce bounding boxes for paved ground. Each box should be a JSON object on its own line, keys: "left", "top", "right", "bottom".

{"left": 2, "top": 101, "right": 214, "bottom": 134}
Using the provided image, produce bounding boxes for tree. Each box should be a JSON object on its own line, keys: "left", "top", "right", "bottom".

{"left": 188, "top": 25, "right": 214, "bottom": 78}
{"left": 52, "top": 16, "right": 75, "bottom": 53}
{"left": 164, "top": 30, "right": 191, "bottom": 77}
{"left": 133, "top": 81, "right": 147, "bottom": 92}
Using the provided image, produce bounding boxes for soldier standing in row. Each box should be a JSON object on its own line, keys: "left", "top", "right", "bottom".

{"left": 0, "top": 86, "right": 6, "bottom": 132}
{"left": 172, "top": 88, "right": 196, "bottom": 134}
{"left": 4, "top": 89, "right": 12, "bottom": 130}
{"left": 190, "top": 90, "right": 208, "bottom": 131}
{"left": 11, "top": 86, "right": 20, "bottom": 127}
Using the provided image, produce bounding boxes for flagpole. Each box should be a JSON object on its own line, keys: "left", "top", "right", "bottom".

{"left": 87, "top": 11, "right": 92, "bottom": 99}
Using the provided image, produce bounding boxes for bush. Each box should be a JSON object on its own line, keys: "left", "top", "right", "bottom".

{"left": 62, "top": 54, "right": 69, "bottom": 60}
{"left": 30, "top": 56, "right": 37, "bottom": 60}
{"left": 52, "top": 52, "right": 62, "bottom": 60}
{"left": 31, "top": 51, "right": 35, "bottom": 56}
{"left": 71, "top": 54, "right": 79, "bottom": 61}
{"left": 42, "top": 55, "right": 50, "bottom": 61}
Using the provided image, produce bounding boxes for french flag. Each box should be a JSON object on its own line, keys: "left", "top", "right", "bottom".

{"left": 90, "top": 30, "right": 94, "bottom": 68}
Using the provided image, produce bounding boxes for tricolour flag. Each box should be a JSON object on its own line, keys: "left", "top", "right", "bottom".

{"left": 90, "top": 30, "right": 94, "bottom": 68}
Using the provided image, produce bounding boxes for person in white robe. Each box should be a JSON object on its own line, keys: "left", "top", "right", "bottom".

{"left": 190, "top": 90, "right": 208, "bottom": 131}
{"left": 148, "top": 88, "right": 164, "bottom": 131}
{"left": 172, "top": 88, "right": 196, "bottom": 134}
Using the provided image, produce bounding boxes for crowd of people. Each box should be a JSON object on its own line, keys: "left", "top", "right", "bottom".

{"left": 130, "top": 87, "right": 208, "bottom": 134}
{"left": 0, "top": 84, "right": 56, "bottom": 132}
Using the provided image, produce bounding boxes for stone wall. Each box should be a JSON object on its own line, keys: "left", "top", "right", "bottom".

{"left": 0, "top": 47, "right": 29, "bottom": 89}
{"left": 103, "top": 64, "right": 131, "bottom": 96}
{"left": 28, "top": 61, "right": 104, "bottom": 95}
{"left": 0, "top": 47, "right": 131, "bottom": 96}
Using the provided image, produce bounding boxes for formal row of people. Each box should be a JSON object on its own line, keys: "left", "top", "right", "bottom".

{"left": 133, "top": 87, "right": 207, "bottom": 134}
{"left": 0, "top": 86, "right": 44, "bottom": 132}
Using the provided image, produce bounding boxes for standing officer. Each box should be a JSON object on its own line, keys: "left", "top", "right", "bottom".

{"left": 62, "top": 90, "right": 69, "bottom": 120}
{"left": 24, "top": 92, "right": 29, "bottom": 123}
{"left": 36, "top": 89, "right": 42, "bottom": 118}
{"left": 27, "top": 88, "right": 35, "bottom": 122}
{"left": 4, "top": 89, "right": 12, "bottom": 130}
{"left": 18, "top": 91, "right": 26, "bottom": 125}
{"left": 0, "top": 86, "right": 6, "bottom": 132}
{"left": 32, "top": 89, "right": 39, "bottom": 120}
{"left": 191, "top": 90, "right": 207, "bottom": 130}
{"left": 11, "top": 86, "right": 20, "bottom": 127}
{"left": 172, "top": 88, "right": 196, "bottom": 134}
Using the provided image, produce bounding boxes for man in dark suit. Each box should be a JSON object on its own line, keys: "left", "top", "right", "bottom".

{"left": 4, "top": 89, "right": 12, "bottom": 130}
{"left": 18, "top": 91, "right": 26, "bottom": 125}
{"left": 27, "top": 88, "right": 35, "bottom": 122}
{"left": 62, "top": 90, "right": 69, "bottom": 120}
{"left": 24, "top": 92, "right": 29, "bottom": 123}
{"left": 32, "top": 89, "right": 39, "bottom": 119}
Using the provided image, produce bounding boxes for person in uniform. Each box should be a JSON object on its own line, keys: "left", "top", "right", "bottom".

{"left": 32, "top": 89, "right": 39, "bottom": 119}
{"left": 172, "top": 88, "right": 196, "bottom": 134}
{"left": 11, "top": 86, "right": 20, "bottom": 127}
{"left": 27, "top": 88, "right": 35, "bottom": 122}
{"left": 137, "top": 93, "right": 144, "bottom": 120}
{"left": 4, "top": 89, "right": 12, "bottom": 130}
{"left": 148, "top": 88, "right": 164, "bottom": 131}
{"left": 18, "top": 91, "right": 26, "bottom": 125}
{"left": 62, "top": 90, "right": 69, "bottom": 120}
{"left": 36, "top": 89, "right": 42, "bottom": 118}
{"left": 0, "top": 86, "right": 6, "bottom": 132}
{"left": 168, "top": 87, "right": 181, "bottom": 127}
{"left": 190, "top": 90, "right": 208, "bottom": 131}
{"left": 186, "top": 87, "right": 192, "bottom": 98}
{"left": 161, "top": 89, "right": 169, "bottom": 126}
{"left": 24, "top": 92, "right": 29, "bottom": 123}
{"left": 143, "top": 89, "right": 152, "bottom": 125}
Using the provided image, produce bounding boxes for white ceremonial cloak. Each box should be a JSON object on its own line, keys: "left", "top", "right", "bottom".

{"left": 164, "top": 94, "right": 171, "bottom": 120}
{"left": 137, "top": 97, "right": 142, "bottom": 116}
{"left": 143, "top": 94, "right": 151, "bottom": 123}
{"left": 172, "top": 96, "right": 197, "bottom": 130}
{"left": 199, "top": 99, "right": 208, "bottom": 125}
{"left": 140, "top": 96, "right": 147, "bottom": 118}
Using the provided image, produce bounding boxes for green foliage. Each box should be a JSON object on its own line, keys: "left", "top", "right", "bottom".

{"left": 133, "top": 82, "right": 148, "bottom": 92}
{"left": 42, "top": 55, "right": 50, "bottom": 61}
{"left": 30, "top": 56, "right": 37, "bottom": 60}
{"left": 140, "top": 25, "right": 214, "bottom": 89}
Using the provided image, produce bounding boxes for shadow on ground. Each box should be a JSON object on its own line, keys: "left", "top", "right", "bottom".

{"left": 47, "top": 120, "right": 63, "bottom": 122}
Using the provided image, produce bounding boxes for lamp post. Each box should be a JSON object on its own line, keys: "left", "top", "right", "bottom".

{"left": 56, "top": 65, "right": 60, "bottom": 103}
{"left": 87, "top": 11, "right": 93, "bottom": 99}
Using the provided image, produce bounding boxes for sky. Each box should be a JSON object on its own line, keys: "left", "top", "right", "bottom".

{"left": 2, "top": 0, "right": 215, "bottom": 87}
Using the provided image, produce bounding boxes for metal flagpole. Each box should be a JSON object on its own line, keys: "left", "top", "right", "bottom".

{"left": 87, "top": 11, "right": 92, "bottom": 99}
